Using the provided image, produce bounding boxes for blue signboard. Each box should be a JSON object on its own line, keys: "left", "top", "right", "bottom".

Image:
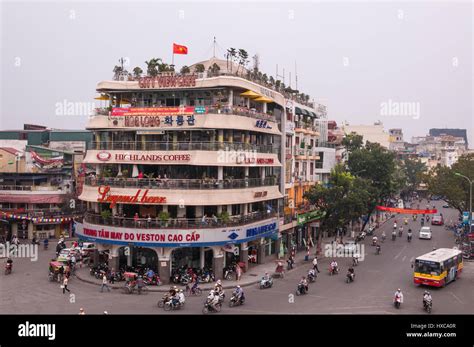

{"left": 463, "top": 211, "right": 469, "bottom": 225}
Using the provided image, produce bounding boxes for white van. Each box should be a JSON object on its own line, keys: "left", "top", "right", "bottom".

{"left": 419, "top": 226, "right": 432, "bottom": 240}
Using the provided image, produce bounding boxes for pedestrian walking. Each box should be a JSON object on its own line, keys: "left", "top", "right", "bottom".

{"left": 101, "top": 274, "right": 111, "bottom": 292}
{"left": 62, "top": 276, "right": 70, "bottom": 294}
{"left": 235, "top": 263, "right": 242, "bottom": 281}
{"left": 305, "top": 248, "right": 310, "bottom": 261}
{"left": 312, "top": 257, "right": 320, "bottom": 273}
{"left": 79, "top": 308, "right": 85, "bottom": 315}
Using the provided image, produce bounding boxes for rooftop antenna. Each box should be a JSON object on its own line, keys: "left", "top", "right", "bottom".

{"left": 276, "top": 64, "right": 285, "bottom": 84}
{"left": 213, "top": 37, "right": 216, "bottom": 58}
{"left": 295, "top": 61, "right": 298, "bottom": 91}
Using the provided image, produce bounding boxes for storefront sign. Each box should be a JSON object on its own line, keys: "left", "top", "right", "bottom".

{"left": 259, "top": 87, "right": 275, "bottom": 99}
{"left": 120, "top": 115, "right": 196, "bottom": 128}
{"left": 76, "top": 217, "right": 279, "bottom": 247}
{"left": 138, "top": 74, "right": 198, "bottom": 89}
{"left": 96, "top": 151, "right": 112, "bottom": 161}
{"left": 112, "top": 107, "right": 203, "bottom": 116}
{"left": 236, "top": 154, "right": 274, "bottom": 165}
{"left": 255, "top": 120, "right": 272, "bottom": 129}
{"left": 114, "top": 153, "right": 191, "bottom": 162}
{"left": 97, "top": 186, "right": 166, "bottom": 208}
{"left": 254, "top": 191, "right": 268, "bottom": 198}
{"left": 285, "top": 122, "right": 295, "bottom": 134}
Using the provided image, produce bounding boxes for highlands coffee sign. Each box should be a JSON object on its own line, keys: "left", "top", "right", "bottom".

{"left": 96, "top": 151, "right": 191, "bottom": 163}
{"left": 138, "top": 74, "right": 198, "bottom": 89}
{"left": 97, "top": 185, "right": 166, "bottom": 208}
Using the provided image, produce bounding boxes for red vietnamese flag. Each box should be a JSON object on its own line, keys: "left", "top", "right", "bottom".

{"left": 173, "top": 43, "right": 188, "bottom": 55}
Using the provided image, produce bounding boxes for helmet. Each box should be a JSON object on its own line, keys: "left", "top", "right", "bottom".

{"left": 237, "top": 285, "right": 240, "bottom": 288}
{"left": 397, "top": 288, "right": 401, "bottom": 291}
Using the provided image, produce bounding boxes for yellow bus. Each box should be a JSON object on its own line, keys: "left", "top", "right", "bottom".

{"left": 414, "top": 248, "right": 463, "bottom": 287}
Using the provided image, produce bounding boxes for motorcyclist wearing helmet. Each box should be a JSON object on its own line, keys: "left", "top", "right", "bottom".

{"left": 330, "top": 260, "right": 338, "bottom": 274}
{"left": 263, "top": 271, "right": 271, "bottom": 283}
{"left": 308, "top": 268, "right": 316, "bottom": 280}
{"left": 178, "top": 289, "right": 186, "bottom": 306}
{"left": 209, "top": 290, "right": 220, "bottom": 311}
{"left": 299, "top": 276, "right": 308, "bottom": 293}
{"left": 234, "top": 285, "right": 244, "bottom": 303}
{"left": 423, "top": 291, "right": 432, "bottom": 308}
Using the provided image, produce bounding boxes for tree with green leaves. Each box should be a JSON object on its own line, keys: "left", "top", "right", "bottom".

{"left": 194, "top": 64, "right": 205, "bottom": 73}
{"left": 304, "top": 165, "right": 372, "bottom": 243}
{"left": 132, "top": 66, "right": 143, "bottom": 79}
{"left": 227, "top": 48, "right": 237, "bottom": 72}
{"left": 399, "top": 158, "right": 427, "bottom": 200}
{"left": 346, "top": 142, "right": 398, "bottom": 231}
{"left": 341, "top": 132, "right": 364, "bottom": 153}
{"left": 145, "top": 58, "right": 161, "bottom": 77}
{"left": 425, "top": 153, "right": 474, "bottom": 215}
{"left": 237, "top": 49, "right": 249, "bottom": 75}
{"left": 180, "top": 65, "right": 190, "bottom": 74}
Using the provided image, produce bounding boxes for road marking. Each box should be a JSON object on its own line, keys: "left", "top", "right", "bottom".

{"left": 449, "top": 292, "right": 464, "bottom": 305}
{"left": 402, "top": 256, "right": 406, "bottom": 262}
{"left": 394, "top": 246, "right": 407, "bottom": 260}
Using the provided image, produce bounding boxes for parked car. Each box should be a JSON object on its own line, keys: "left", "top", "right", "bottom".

{"left": 442, "top": 204, "right": 451, "bottom": 208}
{"left": 76, "top": 242, "right": 96, "bottom": 257}
{"left": 431, "top": 215, "right": 444, "bottom": 226}
{"left": 419, "top": 226, "right": 432, "bottom": 240}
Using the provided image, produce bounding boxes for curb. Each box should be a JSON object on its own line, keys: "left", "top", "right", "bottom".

{"left": 75, "top": 271, "right": 261, "bottom": 292}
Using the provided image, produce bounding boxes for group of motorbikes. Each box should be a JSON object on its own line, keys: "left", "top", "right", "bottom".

{"left": 171, "top": 266, "right": 216, "bottom": 285}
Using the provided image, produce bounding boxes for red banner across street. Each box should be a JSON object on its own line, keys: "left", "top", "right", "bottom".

{"left": 376, "top": 206, "right": 438, "bottom": 214}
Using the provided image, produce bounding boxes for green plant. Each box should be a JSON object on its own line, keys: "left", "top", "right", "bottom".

{"left": 100, "top": 210, "right": 112, "bottom": 219}
{"left": 159, "top": 211, "right": 170, "bottom": 221}
{"left": 218, "top": 211, "right": 230, "bottom": 223}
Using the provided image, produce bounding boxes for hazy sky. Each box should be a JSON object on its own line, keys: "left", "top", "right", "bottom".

{"left": 1, "top": 1, "right": 473, "bottom": 145}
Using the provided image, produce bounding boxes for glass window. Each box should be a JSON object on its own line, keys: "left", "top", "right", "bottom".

{"left": 415, "top": 260, "right": 440, "bottom": 275}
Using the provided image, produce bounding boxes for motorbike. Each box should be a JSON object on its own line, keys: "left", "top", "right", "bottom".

{"left": 372, "top": 239, "right": 377, "bottom": 246}
{"left": 229, "top": 293, "right": 245, "bottom": 307}
{"left": 394, "top": 295, "right": 402, "bottom": 309}
{"left": 180, "top": 274, "right": 192, "bottom": 285}
{"left": 259, "top": 277, "right": 273, "bottom": 289}
{"left": 423, "top": 298, "right": 432, "bottom": 313}
{"left": 391, "top": 233, "right": 397, "bottom": 241}
{"left": 307, "top": 272, "right": 316, "bottom": 282}
{"left": 224, "top": 265, "right": 235, "bottom": 281}
{"left": 202, "top": 300, "right": 221, "bottom": 314}
{"left": 407, "top": 234, "right": 412, "bottom": 242}
{"left": 366, "top": 226, "right": 374, "bottom": 236}
{"left": 184, "top": 284, "right": 203, "bottom": 296}
{"left": 157, "top": 294, "right": 172, "bottom": 308}
{"left": 352, "top": 257, "right": 359, "bottom": 267}
{"left": 398, "top": 229, "right": 403, "bottom": 237}
{"left": 164, "top": 300, "right": 184, "bottom": 311}
{"left": 329, "top": 265, "right": 339, "bottom": 276}
{"left": 200, "top": 270, "right": 215, "bottom": 283}
{"left": 5, "top": 263, "right": 12, "bottom": 275}
{"left": 381, "top": 234, "right": 386, "bottom": 243}
{"left": 375, "top": 246, "right": 381, "bottom": 255}
{"left": 346, "top": 272, "right": 355, "bottom": 283}
{"left": 143, "top": 274, "right": 161, "bottom": 286}
{"left": 296, "top": 283, "right": 308, "bottom": 296}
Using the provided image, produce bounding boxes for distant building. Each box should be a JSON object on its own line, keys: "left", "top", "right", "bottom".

{"left": 411, "top": 133, "right": 467, "bottom": 168}
{"left": 388, "top": 128, "right": 405, "bottom": 152}
{"left": 341, "top": 121, "right": 390, "bottom": 149}
{"left": 429, "top": 128, "right": 468, "bottom": 149}
{"left": 0, "top": 125, "right": 92, "bottom": 240}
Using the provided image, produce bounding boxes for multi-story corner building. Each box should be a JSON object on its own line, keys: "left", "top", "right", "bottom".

{"left": 340, "top": 121, "right": 390, "bottom": 149}
{"left": 0, "top": 125, "right": 92, "bottom": 240}
{"left": 412, "top": 132, "right": 468, "bottom": 167}
{"left": 75, "top": 57, "right": 334, "bottom": 282}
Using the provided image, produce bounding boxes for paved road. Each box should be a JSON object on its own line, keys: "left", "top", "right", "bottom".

{"left": 1, "top": 200, "right": 472, "bottom": 314}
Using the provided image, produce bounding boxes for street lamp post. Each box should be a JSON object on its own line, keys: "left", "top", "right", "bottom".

{"left": 455, "top": 172, "right": 472, "bottom": 233}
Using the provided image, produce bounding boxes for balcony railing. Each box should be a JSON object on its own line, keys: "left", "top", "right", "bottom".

{"left": 89, "top": 141, "right": 279, "bottom": 154}
{"left": 0, "top": 185, "right": 67, "bottom": 192}
{"left": 94, "top": 105, "right": 277, "bottom": 123}
{"left": 84, "top": 211, "right": 277, "bottom": 230}
{"left": 85, "top": 176, "right": 278, "bottom": 189}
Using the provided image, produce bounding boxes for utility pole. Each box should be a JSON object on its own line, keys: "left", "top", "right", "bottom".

{"left": 213, "top": 37, "right": 216, "bottom": 58}
{"left": 455, "top": 172, "right": 472, "bottom": 234}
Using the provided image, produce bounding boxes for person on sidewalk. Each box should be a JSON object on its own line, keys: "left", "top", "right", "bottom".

{"left": 101, "top": 274, "right": 111, "bottom": 292}
{"left": 62, "top": 276, "right": 70, "bottom": 294}
{"left": 235, "top": 263, "right": 242, "bottom": 281}
{"left": 312, "top": 257, "right": 320, "bottom": 273}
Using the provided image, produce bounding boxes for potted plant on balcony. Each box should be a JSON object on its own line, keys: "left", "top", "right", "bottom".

{"left": 217, "top": 211, "right": 230, "bottom": 225}
{"left": 100, "top": 209, "right": 112, "bottom": 222}
{"left": 159, "top": 211, "right": 170, "bottom": 227}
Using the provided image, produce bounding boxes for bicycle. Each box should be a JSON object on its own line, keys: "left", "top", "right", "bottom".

{"left": 184, "top": 284, "right": 202, "bottom": 297}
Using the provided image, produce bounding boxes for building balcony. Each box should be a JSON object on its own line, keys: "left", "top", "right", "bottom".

{"left": 85, "top": 176, "right": 277, "bottom": 190}
{"left": 79, "top": 182, "right": 282, "bottom": 206}
{"left": 89, "top": 141, "right": 278, "bottom": 154}
{"left": 0, "top": 185, "right": 70, "bottom": 194}
{"left": 84, "top": 210, "right": 278, "bottom": 230}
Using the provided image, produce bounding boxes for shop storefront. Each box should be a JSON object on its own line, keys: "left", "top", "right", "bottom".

{"left": 118, "top": 245, "right": 158, "bottom": 271}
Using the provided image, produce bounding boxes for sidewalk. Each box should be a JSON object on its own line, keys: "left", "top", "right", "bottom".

{"left": 75, "top": 216, "right": 395, "bottom": 292}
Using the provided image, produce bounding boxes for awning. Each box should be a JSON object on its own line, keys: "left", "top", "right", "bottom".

{"left": 240, "top": 90, "right": 260, "bottom": 98}
{"left": 253, "top": 96, "right": 273, "bottom": 103}
{"left": 301, "top": 109, "right": 310, "bottom": 116}
{"left": 94, "top": 95, "right": 109, "bottom": 101}
{"left": 310, "top": 112, "right": 318, "bottom": 118}
{"left": 295, "top": 107, "right": 303, "bottom": 115}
